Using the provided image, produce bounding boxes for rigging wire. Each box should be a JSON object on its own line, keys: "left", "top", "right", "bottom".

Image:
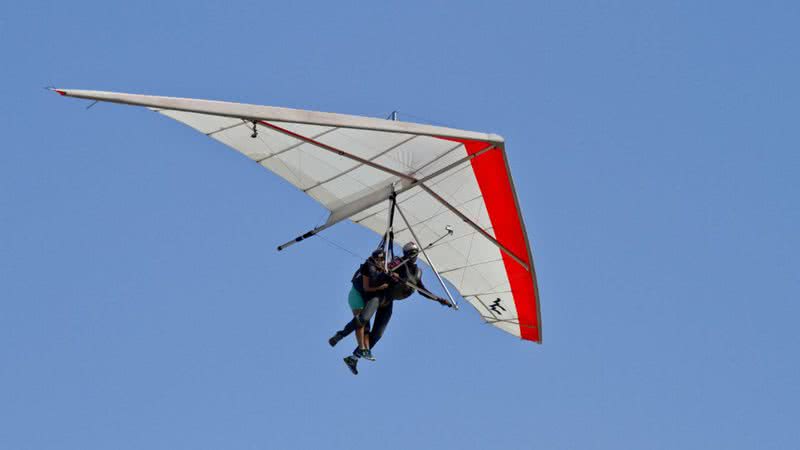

{"left": 316, "top": 234, "right": 362, "bottom": 260}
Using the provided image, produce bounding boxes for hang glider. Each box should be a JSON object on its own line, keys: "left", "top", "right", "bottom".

{"left": 52, "top": 88, "right": 542, "bottom": 342}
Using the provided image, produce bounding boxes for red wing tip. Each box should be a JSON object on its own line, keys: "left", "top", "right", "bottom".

{"left": 50, "top": 88, "right": 67, "bottom": 96}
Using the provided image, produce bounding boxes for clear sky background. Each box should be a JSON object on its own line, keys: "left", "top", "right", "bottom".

{"left": 2, "top": 1, "right": 799, "bottom": 449}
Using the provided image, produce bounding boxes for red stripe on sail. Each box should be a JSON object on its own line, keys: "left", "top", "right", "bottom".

{"left": 436, "top": 137, "right": 540, "bottom": 342}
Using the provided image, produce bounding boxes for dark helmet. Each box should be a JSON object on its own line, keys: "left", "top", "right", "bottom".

{"left": 371, "top": 248, "right": 386, "bottom": 260}
{"left": 402, "top": 242, "right": 419, "bottom": 259}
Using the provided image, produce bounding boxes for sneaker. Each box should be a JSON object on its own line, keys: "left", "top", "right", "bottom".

{"left": 359, "top": 348, "right": 376, "bottom": 361}
{"left": 328, "top": 332, "right": 343, "bottom": 347}
{"left": 343, "top": 356, "right": 359, "bottom": 375}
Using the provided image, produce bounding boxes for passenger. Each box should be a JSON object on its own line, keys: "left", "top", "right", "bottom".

{"left": 328, "top": 249, "right": 390, "bottom": 374}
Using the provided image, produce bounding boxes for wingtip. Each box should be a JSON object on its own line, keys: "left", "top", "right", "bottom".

{"left": 48, "top": 88, "right": 67, "bottom": 96}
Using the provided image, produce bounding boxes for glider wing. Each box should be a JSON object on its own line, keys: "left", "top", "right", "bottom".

{"left": 53, "top": 89, "right": 541, "bottom": 342}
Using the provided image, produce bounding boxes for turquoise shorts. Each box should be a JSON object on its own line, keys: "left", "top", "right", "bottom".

{"left": 348, "top": 287, "right": 365, "bottom": 310}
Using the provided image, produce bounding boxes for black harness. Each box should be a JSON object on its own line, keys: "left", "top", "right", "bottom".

{"left": 375, "top": 191, "right": 398, "bottom": 270}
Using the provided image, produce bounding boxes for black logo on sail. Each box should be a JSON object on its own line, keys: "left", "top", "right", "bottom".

{"left": 489, "top": 298, "right": 506, "bottom": 315}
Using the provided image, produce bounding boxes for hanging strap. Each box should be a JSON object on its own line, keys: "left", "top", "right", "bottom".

{"left": 377, "top": 191, "right": 397, "bottom": 270}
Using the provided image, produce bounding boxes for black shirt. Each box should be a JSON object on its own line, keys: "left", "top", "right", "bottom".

{"left": 351, "top": 259, "right": 389, "bottom": 297}
{"left": 385, "top": 257, "right": 435, "bottom": 301}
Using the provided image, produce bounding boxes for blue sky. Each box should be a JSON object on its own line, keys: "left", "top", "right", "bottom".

{"left": 2, "top": 1, "right": 799, "bottom": 449}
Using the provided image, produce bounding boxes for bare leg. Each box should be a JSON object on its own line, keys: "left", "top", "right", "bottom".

{"left": 352, "top": 309, "right": 366, "bottom": 350}
{"left": 337, "top": 297, "right": 379, "bottom": 339}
